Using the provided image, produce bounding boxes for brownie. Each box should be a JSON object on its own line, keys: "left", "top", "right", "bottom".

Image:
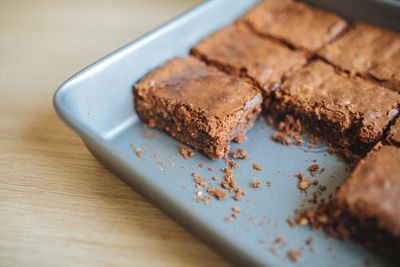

{"left": 133, "top": 57, "right": 262, "bottom": 160}
{"left": 330, "top": 145, "right": 400, "bottom": 259}
{"left": 388, "top": 118, "right": 400, "bottom": 145}
{"left": 241, "top": 0, "right": 347, "bottom": 52}
{"left": 191, "top": 23, "right": 307, "bottom": 94}
{"left": 319, "top": 23, "right": 400, "bottom": 92}
{"left": 270, "top": 60, "right": 400, "bottom": 156}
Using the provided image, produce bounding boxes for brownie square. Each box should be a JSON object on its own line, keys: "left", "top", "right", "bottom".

{"left": 270, "top": 60, "right": 400, "bottom": 156}
{"left": 241, "top": 0, "right": 347, "bottom": 52}
{"left": 134, "top": 57, "right": 262, "bottom": 159}
{"left": 331, "top": 145, "right": 400, "bottom": 257}
{"left": 319, "top": 23, "right": 400, "bottom": 92}
{"left": 191, "top": 23, "right": 307, "bottom": 95}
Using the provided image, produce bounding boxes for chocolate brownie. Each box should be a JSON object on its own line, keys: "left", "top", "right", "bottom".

{"left": 134, "top": 57, "right": 262, "bottom": 159}
{"left": 319, "top": 23, "right": 400, "bottom": 92}
{"left": 388, "top": 118, "right": 400, "bottom": 146}
{"left": 191, "top": 23, "right": 307, "bottom": 94}
{"left": 270, "top": 60, "right": 400, "bottom": 156}
{"left": 330, "top": 145, "right": 400, "bottom": 258}
{"left": 241, "top": 0, "right": 347, "bottom": 52}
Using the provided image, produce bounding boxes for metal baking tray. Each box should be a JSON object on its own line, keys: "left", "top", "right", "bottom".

{"left": 54, "top": 0, "right": 400, "bottom": 266}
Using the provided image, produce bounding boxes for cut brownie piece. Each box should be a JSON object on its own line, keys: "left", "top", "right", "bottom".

{"left": 134, "top": 57, "right": 262, "bottom": 160}
{"left": 270, "top": 60, "right": 400, "bottom": 156}
{"left": 241, "top": 0, "right": 347, "bottom": 52}
{"left": 191, "top": 23, "right": 307, "bottom": 94}
{"left": 330, "top": 145, "right": 400, "bottom": 258}
{"left": 319, "top": 23, "right": 400, "bottom": 92}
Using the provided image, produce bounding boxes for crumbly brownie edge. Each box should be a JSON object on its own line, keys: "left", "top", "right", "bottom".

{"left": 134, "top": 85, "right": 262, "bottom": 160}
{"left": 328, "top": 199, "right": 400, "bottom": 260}
{"left": 327, "top": 144, "right": 400, "bottom": 260}
{"left": 267, "top": 88, "right": 389, "bottom": 158}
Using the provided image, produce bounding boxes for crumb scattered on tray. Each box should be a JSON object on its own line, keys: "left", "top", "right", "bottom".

{"left": 308, "top": 164, "right": 320, "bottom": 176}
{"left": 131, "top": 146, "right": 141, "bottom": 158}
{"left": 305, "top": 236, "right": 314, "bottom": 246}
{"left": 272, "top": 132, "right": 291, "bottom": 145}
{"left": 225, "top": 158, "right": 238, "bottom": 169}
{"left": 221, "top": 167, "right": 237, "bottom": 191}
{"left": 231, "top": 148, "right": 248, "bottom": 159}
{"left": 287, "top": 250, "right": 301, "bottom": 263}
{"left": 271, "top": 115, "right": 305, "bottom": 146}
{"left": 232, "top": 207, "right": 241, "bottom": 213}
{"left": 266, "top": 181, "right": 272, "bottom": 187}
{"left": 194, "top": 194, "right": 211, "bottom": 204}
{"left": 234, "top": 134, "right": 247, "bottom": 143}
{"left": 178, "top": 145, "right": 194, "bottom": 159}
{"left": 233, "top": 188, "right": 245, "bottom": 201}
{"left": 199, "top": 162, "right": 205, "bottom": 168}
{"left": 274, "top": 237, "right": 284, "bottom": 244}
{"left": 252, "top": 162, "right": 262, "bottom": 171}
{"left": 143, "top": 130, "right": 153, "bottom": 138}
{"left": 297, "top": 172, "right": 310, "bottom": 191}
{"left": 252, "top": 179, "right": 262, "bottom": 188}
{"left": 214, "top": 188, "right": 227, "bottom": 200}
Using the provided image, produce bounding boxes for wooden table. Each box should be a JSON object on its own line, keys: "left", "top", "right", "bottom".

{"left": 0, "top": 1, "right": 230, "bottom": 266}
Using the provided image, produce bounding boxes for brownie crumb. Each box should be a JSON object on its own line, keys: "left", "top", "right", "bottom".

{"left": 221, "top": 167, "right": 237, "bottom": 191}
{"left": 232, "top": 207, "right": 241, "bottom": 213}
{"left": 287, "top": 250, "right": 301, "bottom": 263}
{"left": 308, "top": 164, "right": 320, "bottom": 176}
{"left": 305, "top": 236, "right": 314, "bottom": 245}
{"left": 318, "top": 185, "right": 327, "bottom": 192}
{"left": 312, "top": 179, "right": 319, "bottom": 186}
{"left": 231, "top": 148, "right": 248, "bottom": 159}
{"left": 225, "top": 159, "right": 238, "bottom": 169}
{"left": 266, "top": 181, "right": 272, "bottom": 187}
{"left": 234, "top": 134, "right": 247, "bottom": 143}
{"left": 272, "top": 132, "right": 291, "bottom": 145}
{"left": 274, "top": 237, "right": 284, "bottom": 244}
{"left": 252, "top": 162, "right": 262, "bottom": 171}
{"left": 178, "top": 145, "right": 194, "bottom": 159}
{"left": 293, "top": 203, "right": 332, "bottom": 230}
{"left": 297, "top": 173, "right": 310, "bottom": 191}
{"left": 208, "top": 167, "right": 214, "bottom": 172}
{"left": 211, "top": 176, "right": 218, "bottom": 181}
{"left": 194, "top": 194, "right": 211, "bottom": 204}
{"left": 272, "top": 115, "right": 305, "bottom": 147}
{"left": 199, "top": 163, "right": 205, "bottom": 168}
{"left": 134, "top": 147, "right": 142, "bottom": 157}
{"left": 252, "top": 179, "right": 262, "bottom": 188}
{"left": 194, "top": 176, "right": 207, "bottom": 188}
{"left": 214, "top": 188, "right": 227, "bottom": 200}
{"left": 308, "top": 164, "right": 320, "bottom": 172}
{"left": 143, "top": 130, "right": 153, "bottom": 138}
{"left": 233, "top": 188, "right": 245, "bottom": 201}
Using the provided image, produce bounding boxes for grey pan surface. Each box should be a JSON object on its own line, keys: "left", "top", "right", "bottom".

{"left": 54, "top": 0, "right": 400, "bottom": 266}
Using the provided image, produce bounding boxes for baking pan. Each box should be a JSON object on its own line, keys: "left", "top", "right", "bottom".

{"left": 54, "top": 0, "right": 400, "bottom": 266}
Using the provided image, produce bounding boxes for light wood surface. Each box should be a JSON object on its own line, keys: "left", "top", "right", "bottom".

{"left": 0, "top": 1, "right": 231, "bottom": 266}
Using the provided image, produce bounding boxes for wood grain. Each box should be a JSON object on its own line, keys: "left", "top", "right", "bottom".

{"left": 0, "top": 1, "right": 231, "bottom": 266}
